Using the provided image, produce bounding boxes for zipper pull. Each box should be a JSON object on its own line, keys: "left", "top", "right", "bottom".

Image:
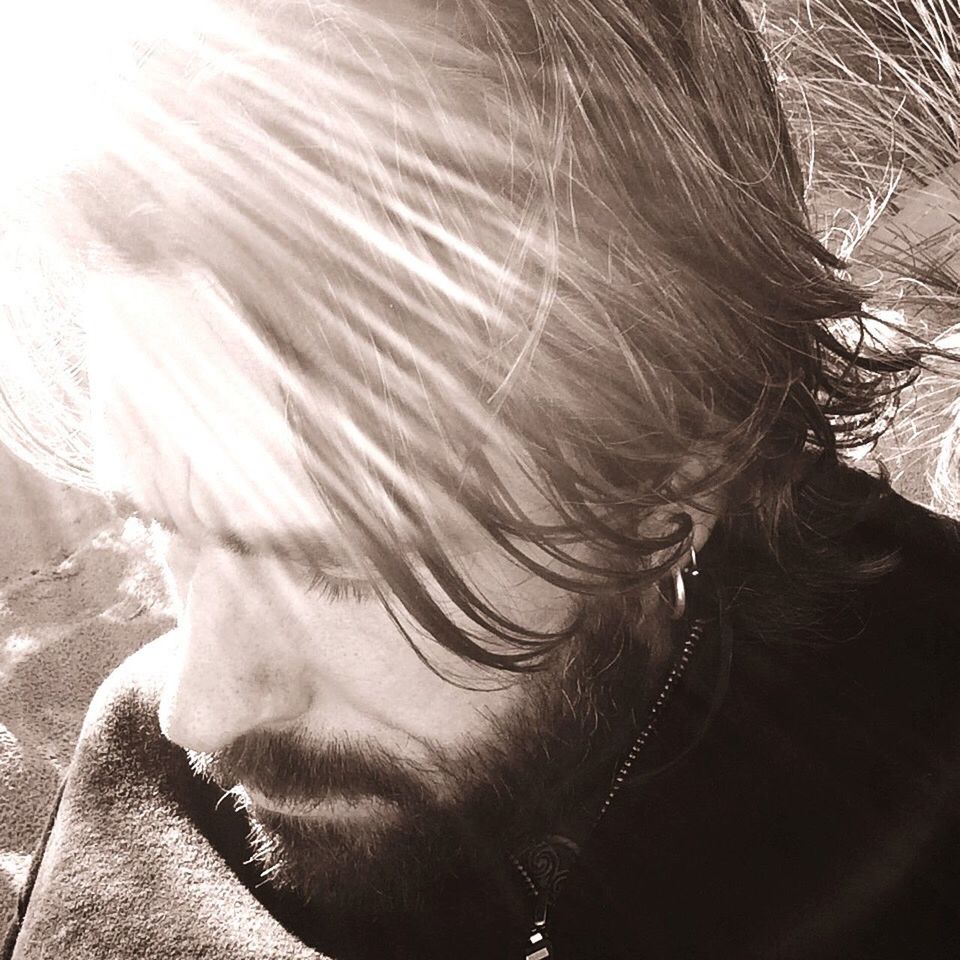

{"left": 525, "top": 892, "right": 552, "bottom": 960}
{"left": 525, "top": 925, "right": 552, "bottom": 960}
{"left": 512, "top": 834, "right": 579, "bottom": 960}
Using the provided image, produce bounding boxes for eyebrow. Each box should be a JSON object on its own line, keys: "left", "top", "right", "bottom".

{"left": 106, "top": 491, "right": 346, "bottom": 568}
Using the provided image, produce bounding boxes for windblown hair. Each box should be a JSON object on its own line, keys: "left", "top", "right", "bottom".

{"left": 1, "top": 0, "right": 951, "bottom": 667}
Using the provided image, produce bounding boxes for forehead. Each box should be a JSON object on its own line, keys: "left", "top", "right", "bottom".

{"left": 83, "top": 270, "right": 545, "bottom": 547}
{"left": 86, "top": 271, "right": 365, "bottom": 537}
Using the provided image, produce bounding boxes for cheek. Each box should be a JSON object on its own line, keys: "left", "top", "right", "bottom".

{"left": 153, "top": 527, "right": 565, "bottom": 750}
{"left": 270, "top": 588, "right": 539, "bottom": 748}
{"left": 453, "top": 549, "right": 579, "bottom": 639}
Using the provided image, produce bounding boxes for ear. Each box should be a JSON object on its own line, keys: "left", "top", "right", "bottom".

{"left": 638, "top": 488, "right": 720, "bottom": 582}
{"left": 672, "top": 456, "right": 724, "bottom": 561}
{"left": 687, "top": 500, "right": 719, "bottom": 559}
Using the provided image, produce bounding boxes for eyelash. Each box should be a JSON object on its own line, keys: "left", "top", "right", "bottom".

{"left": 305, "top": 570, "right": 378, "bottom": 604}
{"left": 147, "top": 520, "right": 375, "bottom": 605}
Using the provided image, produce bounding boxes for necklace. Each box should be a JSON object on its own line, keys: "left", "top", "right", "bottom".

{"left": 511, "top": 617, "right": 703, "bottom": 960}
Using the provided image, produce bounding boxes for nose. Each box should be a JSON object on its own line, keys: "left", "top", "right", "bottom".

{"left": 158, "top": 547, "right": 314, "bottom": 754}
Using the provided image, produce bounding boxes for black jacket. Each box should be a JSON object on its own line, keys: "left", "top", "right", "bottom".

{"left": 5, "top": 467, "right": 960, "bottom": 959}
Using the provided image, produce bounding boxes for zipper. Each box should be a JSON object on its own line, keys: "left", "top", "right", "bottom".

{"left": 514, "top": 856, "right": 554, "bottom": 960}
{"left": 511, "top": 619, "right": 701, "bottom": 958}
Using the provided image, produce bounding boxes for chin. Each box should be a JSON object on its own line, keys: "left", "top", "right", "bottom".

{"left": 244, "top": 801, "right": 454, "bottom": 914}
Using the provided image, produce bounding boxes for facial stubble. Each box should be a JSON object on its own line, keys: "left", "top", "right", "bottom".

{"left": 189, "top": 599, "right": 656, "bottom": 917}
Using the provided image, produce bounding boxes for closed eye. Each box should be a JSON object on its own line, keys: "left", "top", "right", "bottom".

{"left": 304, "top": 569, "right": 377, "bottom": 603}
{"left": 109, "top": 489, "right": 377, "bottom": 603}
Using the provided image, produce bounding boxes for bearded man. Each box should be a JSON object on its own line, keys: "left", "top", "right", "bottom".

{"left": 2, "top": 1, "right": 960, "bottom": 958}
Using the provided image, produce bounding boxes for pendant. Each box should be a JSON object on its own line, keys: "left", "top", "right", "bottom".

{"left": 525, "top": 924, "right": 552, "bottom": 960}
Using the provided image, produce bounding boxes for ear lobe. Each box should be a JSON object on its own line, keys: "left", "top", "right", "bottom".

{"left": 688, "top": 503, "right": 719, "bottom": 557}
{"left": 672, "top": 457, "right": 724, "bottom": 558}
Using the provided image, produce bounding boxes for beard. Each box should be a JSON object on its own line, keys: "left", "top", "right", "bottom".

{"left": 188, "top": 597, "right": 661, "bottom": 920}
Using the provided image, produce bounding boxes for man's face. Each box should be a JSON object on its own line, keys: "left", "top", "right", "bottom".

{"left": 87, "top": 270, "right": 659, "bottom": 910}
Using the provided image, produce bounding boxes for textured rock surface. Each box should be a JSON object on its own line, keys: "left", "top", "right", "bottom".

{"left": 0, "top": 446, "right": 108, "bottom": 583}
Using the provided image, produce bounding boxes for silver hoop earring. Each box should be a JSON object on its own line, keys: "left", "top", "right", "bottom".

{"left": 669, "top": 546, "right": 699, "bottom": 621}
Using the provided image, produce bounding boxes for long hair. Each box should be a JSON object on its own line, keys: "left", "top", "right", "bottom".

{"left": 1, "top": 0, "right": 952, "bottom": 667}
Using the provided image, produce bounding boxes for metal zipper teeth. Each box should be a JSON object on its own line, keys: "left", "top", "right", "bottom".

{"left": 594, "top": 620, "right": 701, "bottom": 824}
{"left": 510, "top": 618, "right": 703, "bottom": 901}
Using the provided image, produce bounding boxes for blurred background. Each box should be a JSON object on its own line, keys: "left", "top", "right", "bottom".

{"left": 2, "top": 0, "right": 960, "bottom": 919}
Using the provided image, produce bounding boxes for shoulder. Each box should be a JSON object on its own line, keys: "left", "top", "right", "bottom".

{"left": 6, "top": 632, "right": 316, "bottom": 960}
{"left": 810, "top": 465, "right": 960, "bottom": 660}
{"left": 602, "top": 466, "right": 960, "bottom": 958}
{"left": 75, "top": 632, "right": 175, "bottom": 772}
{"left": 721, "top": 463, "right": 960, "bottom": 733}
{"left": 836, "top": 464, "right": 960, "bottom": 573}
{"left": 712, "top": 461, "right": 960, "bottom": 649}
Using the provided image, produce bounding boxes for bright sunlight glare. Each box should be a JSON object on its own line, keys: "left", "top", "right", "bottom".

{"left": 0, "top": 0, "right": 208, "bottom": 210}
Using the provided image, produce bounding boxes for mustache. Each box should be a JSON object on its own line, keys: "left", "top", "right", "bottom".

{"left": 190, "top": 731, "right": 437, "bottom": 808}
